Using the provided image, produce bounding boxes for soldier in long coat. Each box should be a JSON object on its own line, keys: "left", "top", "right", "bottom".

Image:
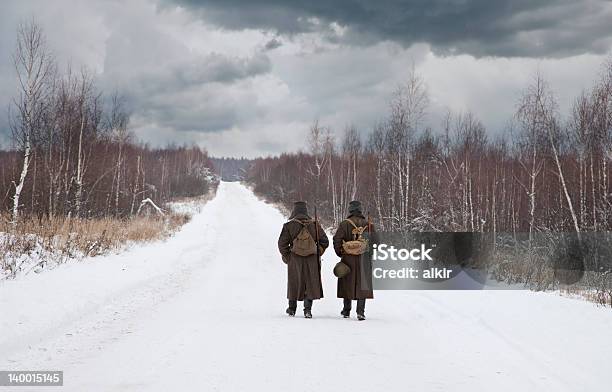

{"left": 278, "top": 201, "right": 329, "bottom": 318}
{"left": 333, "top": 200, "right": 376, "bottom": 320}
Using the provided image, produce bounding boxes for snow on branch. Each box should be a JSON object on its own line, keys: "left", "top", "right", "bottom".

{"left": 137, "top": 198, "right": 165, "bottom": 216}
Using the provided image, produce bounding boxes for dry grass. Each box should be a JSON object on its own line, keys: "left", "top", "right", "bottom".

{"left": 559, "top": 287, "right": 612, "bottom": 307}
{"left": 0, "top": 211, "right": 190, "bottom": 276}
{"left": 1, "top": 187, "right": 217, "bottom": 277}
{"left": 0, "top": 187, "right": 216, "bottom": 279}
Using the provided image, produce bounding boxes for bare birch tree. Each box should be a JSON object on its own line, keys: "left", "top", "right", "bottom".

{"left": 9, "top": 19, "right": 54, "bottom": 223}
{"left": 106, "top": 91, "right": 131, "bottom": 216}
{"left": 307, "top": 120, "right": 328, "bottom": 203}
{"left": 518, "top": 73, "right": 580, "bottom": 240}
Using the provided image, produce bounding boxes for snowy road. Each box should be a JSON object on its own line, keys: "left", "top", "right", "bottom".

{"left": 1, "top": 182, "right": 610, "bottom": 391}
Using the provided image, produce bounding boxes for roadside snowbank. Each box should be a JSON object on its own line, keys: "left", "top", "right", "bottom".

{"left": 1, "top": 191, "right": 215, "bottom": 281}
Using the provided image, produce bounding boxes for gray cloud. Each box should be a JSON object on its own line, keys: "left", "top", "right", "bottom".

{"left": 0, "top": 0, "right": 276, "bottom": 150}
{"left": 119, "top": 52, "right": 271, "bottom": 98}
{"left": 168, "top": 52, "right": 270, "bottom": 88}
{"left": 167, "top": 0, "right": 612, "bottom": 57}
{"left": 0, "top": 0, "right": 610, "bottom": 158}
{"left": 110, "top": 52, "right": 272, "bottom": 133}
{"left": 264, "top": 37, "right": 282, "bottom": 51}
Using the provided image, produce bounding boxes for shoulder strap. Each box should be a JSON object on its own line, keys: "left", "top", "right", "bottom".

{"left": 345, "top": 218, "right": 360, "bottom": 229}
{"left": 345, "top": 218, "right": 367, "bottom": 240}
{"left": 290, "top": 218, "right": 311, "bottom": 226}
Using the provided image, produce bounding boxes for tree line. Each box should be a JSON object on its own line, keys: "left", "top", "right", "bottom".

{"left": 211, "top": 157, "right": 251, "bottom": 181}
{"left": 248, "top": 63, "right": 612, "bottom": 297}
{"left": 248, "top": 63, "right": 612, "bottom": 238}
{"left": 1, "top": 20, "right": 216, "bottom": 222}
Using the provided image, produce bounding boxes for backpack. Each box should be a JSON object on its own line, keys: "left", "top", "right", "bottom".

{"left": 341, "top": 218, "right": 369, "bottom": 255}
{"left": 291, "top": 219, "right": 318, "bottom": 256}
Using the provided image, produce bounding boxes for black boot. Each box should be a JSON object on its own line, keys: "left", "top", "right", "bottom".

{"left": 304, "top": 299, "right": 313, "bottom": 318}
{"left": 286, "top": 300, "right": 297, "bottom": 317}
{"left": 356, "top": 299, "right": 366, "bottom": 321}
{"left": 341, "top": 299, "right": 351, "bottom": 318}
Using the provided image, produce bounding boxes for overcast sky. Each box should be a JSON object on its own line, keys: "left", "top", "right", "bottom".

{"left": 1, "top": 0, "right": 611, "bottom": 157}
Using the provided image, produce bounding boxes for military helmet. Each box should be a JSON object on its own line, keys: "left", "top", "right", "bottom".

{"left": 333, "top": 261, "right": 351, "bottom": 278}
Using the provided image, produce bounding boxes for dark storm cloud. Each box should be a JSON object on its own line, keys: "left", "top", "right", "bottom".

{"left": 166, "top": 0, "right": 612, "bottom": 57}
{"left": 0, "top": 0, "right": 609, "bottom": 157}
{"left": 263, "top": 37, "right": 283, "bottom": 51}
{"left": 174, "top": 52, "right": 271, "bottom": 85}
{"left": 128, "top": 52, "right": 271, "bottom": 95}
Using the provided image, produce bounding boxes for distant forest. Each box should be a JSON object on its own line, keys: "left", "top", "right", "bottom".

{"left": 211, "top": 157, "right": 251, "bottom": 181}
{"left": 248, "top": 64, "right": 612, "bottom": 237}
{"left": 246, "top": 60, "right": 612, "bottom": 297}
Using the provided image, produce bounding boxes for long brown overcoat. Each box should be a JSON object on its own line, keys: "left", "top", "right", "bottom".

{"left": 333, "top": 214, "right": 376, "bottom": 299}
{"left": 278, "top": 213, "right": 329, "bottom": 300}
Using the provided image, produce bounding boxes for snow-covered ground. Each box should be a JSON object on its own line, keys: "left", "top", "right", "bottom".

{"left": 1, "top": 195, "right": 209, "bottom": 281}
{"left": 1, "top": 182, "right": 610, "bottom": 391}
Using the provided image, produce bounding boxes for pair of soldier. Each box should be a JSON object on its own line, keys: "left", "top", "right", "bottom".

{"left": 278, "top": 200, "right": 375, "bottom": 320}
